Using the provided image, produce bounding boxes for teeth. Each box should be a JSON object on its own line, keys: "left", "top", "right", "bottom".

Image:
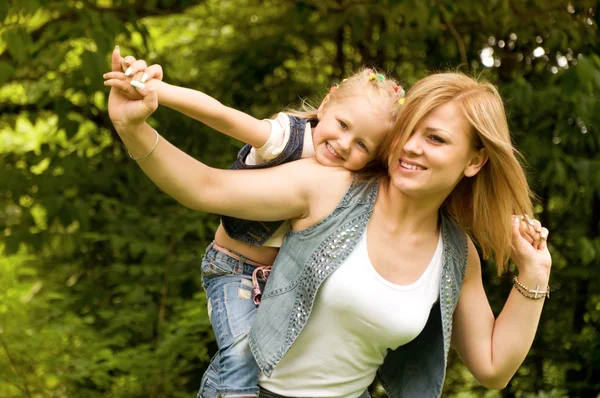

{"left": 400, "top": 161, "right": 424, "bottom": 170}
{"left": 326, "top": 142, "right": 342, "bottom": 159}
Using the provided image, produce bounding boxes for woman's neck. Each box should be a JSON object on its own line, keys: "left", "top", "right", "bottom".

{"left": 375, "top": 178, "right": 445, "bottom": 236}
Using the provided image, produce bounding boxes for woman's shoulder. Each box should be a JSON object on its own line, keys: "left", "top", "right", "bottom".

{"left": 288, "top": 160, "right": 355, "bottom": 228}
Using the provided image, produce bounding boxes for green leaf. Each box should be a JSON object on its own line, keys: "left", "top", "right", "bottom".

{"left": 0, "top": 61, "right": 15, "bottom": 85}
{"left": 0, "top": 1, "right": 8, "bottom": 22}
{"left": 2, "top": 28, "right": 33, "bottom": 65}
{"left": 579, "top": 237, "right": 597, "bottom": 265}
{"left": 81, "top": 50, "right": 107, "bottom": 88}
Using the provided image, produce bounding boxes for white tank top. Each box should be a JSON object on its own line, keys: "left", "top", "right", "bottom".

{"left": 258, "top": 230, "right": 443, "bottom": 398}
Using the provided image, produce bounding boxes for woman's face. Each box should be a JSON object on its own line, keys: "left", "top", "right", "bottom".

{"left": 387, "top": 100, "right": 487, "bottom": 199}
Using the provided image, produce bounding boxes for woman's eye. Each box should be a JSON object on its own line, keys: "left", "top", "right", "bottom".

{"left": 429, "top": 135, "right": 445, "bottom": 144}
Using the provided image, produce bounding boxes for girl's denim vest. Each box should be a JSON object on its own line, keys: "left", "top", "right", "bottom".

{"left": 221, "top": 115, "right": 313, "bottom": 246}
{"left": 249, "top": 177, "right": 469, "bottom": 398}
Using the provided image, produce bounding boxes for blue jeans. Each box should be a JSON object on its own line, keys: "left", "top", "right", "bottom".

{"left": 258, "top": 389, "right": 370, "bottom": 398}
{"left": 198, "top": 242, "right": 266, "bottom": 398}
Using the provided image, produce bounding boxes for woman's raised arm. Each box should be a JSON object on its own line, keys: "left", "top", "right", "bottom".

{"left": 451, "top": 218, "right": 551, "bottom": 389}
{"left": 105, "top": 49, "right": 328, "bottom": 223}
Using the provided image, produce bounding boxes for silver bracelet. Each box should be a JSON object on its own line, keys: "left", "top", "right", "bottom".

{"left": 128, "top": 129, "right": 160, "bottom": 161}
{"left": 513, "top": 275, "right": 550, "bottom": 300}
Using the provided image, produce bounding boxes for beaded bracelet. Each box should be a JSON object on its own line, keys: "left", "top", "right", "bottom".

{"left": 128, "top": 129, "right": 160, "bottom": 161}
{"left": 513, "top": 275, "right": 550, "bottom": 300}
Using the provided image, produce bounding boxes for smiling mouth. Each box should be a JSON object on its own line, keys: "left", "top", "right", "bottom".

{"left": 400, "top": 160, "right": 426, "bottom": 171}
{"left": 326, "top": 142, "right": 343, "bottom": 159}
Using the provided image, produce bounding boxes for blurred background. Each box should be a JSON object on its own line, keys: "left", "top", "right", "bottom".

{"left": 0, "top": 0, "right": 599, "bottom": 397}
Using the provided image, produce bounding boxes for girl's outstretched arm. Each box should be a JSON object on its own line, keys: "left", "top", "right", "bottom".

{"left": 104, "top": 47, "right": 271, "bottom": 148}
{"left": 157, "top": 81, "right": 272, "bottom": 149}
{"left": 451, "top": 217, "right": 551, "bottom": 389}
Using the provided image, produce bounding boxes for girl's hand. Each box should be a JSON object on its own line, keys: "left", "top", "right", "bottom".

{"left": 103, "top": 63, "right": 163, "bottom": 96}
{"left": 510, "top": 215, "right": 551, "bottom": 280}
{"left": 105, "top": 47, "right": 158, "bottom": 131}
{"left": 120, "top": 54, "right": 164, "bottom": 84}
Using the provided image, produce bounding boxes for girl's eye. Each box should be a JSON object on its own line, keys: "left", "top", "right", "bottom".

{"left": 339, "top": 120, "right": 348, "bottom": 130}
{"left": 357, "top": 141, "right": 368, "bottom": 151}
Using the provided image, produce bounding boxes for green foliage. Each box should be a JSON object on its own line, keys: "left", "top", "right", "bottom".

{"left": 1, "top": 0, "right": 599, "bottom": 396}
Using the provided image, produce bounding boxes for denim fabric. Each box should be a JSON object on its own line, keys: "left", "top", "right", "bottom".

{"left": 249, "top": 176, "right": 469, "bottom": 398}
{"left": 198, "top": 243, "right": 265, "bottom": 398}
{"left": 198, "top": 355, "right": 219, "bottom": 398}
{"left": 258, "top": 387, "right": 288, "bottom": 398}
{"left": 257, "top": 388, "right": 371, "bottom": 398}
{"left": 221, "top": 115, "right": 312, "bottom": 246}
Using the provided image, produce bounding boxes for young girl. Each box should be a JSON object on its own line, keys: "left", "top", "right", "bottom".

{"left": 104, "top": 47, "right": 405, "bottom": 397}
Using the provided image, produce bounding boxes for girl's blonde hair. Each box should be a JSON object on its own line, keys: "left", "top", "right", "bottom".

{"left": 379, "top": 72, "right": 533, "bottom": 274}
{"left": 285, "top": 67, "right": 404, "bottom": 130}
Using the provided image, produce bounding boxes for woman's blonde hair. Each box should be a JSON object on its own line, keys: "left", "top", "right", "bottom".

{"left": 285, "top": 67, "right": 404, "bottom": 130}
{"left": 379, "top": 72, "right": 533, "bottom": 274}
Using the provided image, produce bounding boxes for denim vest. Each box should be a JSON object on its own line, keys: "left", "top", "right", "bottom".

{"left": 249, "top": 177, "right": 469, "bottom": 397}
{"left": 221, "top": 115, "right": 312, "bottom": 246}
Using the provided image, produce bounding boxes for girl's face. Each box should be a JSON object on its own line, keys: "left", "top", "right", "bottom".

{"left": 312, "top": 95, "right": 390, "bottom": 171}
{"left": 387, "top": 100, "right": 487, "bottom": 199}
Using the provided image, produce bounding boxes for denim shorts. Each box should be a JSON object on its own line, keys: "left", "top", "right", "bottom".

{"left": 198, "top": 242, "right": 266, "bottom": 398}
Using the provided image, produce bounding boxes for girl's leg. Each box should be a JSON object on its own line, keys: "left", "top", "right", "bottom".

{"left": 200, "top": 243, "right": 266, "bottom": 398}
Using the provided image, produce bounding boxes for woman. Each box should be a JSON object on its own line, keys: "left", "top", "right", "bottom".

{"left": 105, "top": 53, "right": 551, "bottom": 397}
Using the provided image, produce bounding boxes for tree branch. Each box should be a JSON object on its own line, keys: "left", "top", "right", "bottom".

{"left": 439, "top": 6, "right": 468, "bottom": 70}
{"left": 0, "top": 335, "right": 33, "bottom": 398}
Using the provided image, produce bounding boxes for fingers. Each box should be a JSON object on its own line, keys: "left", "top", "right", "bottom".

{"left": 530, "top": 217, "right": 544, "bottom": 250}
{"left": 106, "top": 47, "right": 161, "bottom": 99}
{"left": 526, "top": 215, "right": 543, "bottom": 248}
{"left": 111, "top": 45, "right": 122, "bottom": 72}
{"left": 103, "top": 71, "right": 127, "bottom": 80}
{"left": 122, "top": 55, "right": 138, "bottom": 74}
{"left": 124, "top": 59, "right": 148, "bottom": 80}
{"left": 513, "top": 214, "right": 549, "bottom": 251}
{"left": 103, "top": 73, "right": 150, "bottom": 97}
{"left": 511, "top": 215, "right": 522, "bottom": 239}
{"left": 517, "top": 216, "right": 534, "bottom": 245}
{"left": 103, "top": 75, "right": 133, "bottom": 91}
{"left": 140, "top": 64, "right": 164, "bottom": 83}
{"left": 103, "top": 71, "right": 133, "bottom": 90}
{"left": 111, "top": 45, "right": 137, "bottom": 73}
{"left": 103, "top": 70, "right": 143, "bottom": 100}
{"left": 124, "top": 64, "right": 163, "bottom": 95}
{"left": 539, "top": 228, "right": 549, "bottom": 250}
{"left": 114, "top": 49, "right": 152, "bottom": 77}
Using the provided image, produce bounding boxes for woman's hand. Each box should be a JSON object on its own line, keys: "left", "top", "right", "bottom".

{"left": 105, "top": 46, "right": 158, "bottom": 132}
{"left": 511, "top": 215, "right": 551, "bottom": 281}
{"left": 103, "top": 48, "right": 164, "bottom": 99}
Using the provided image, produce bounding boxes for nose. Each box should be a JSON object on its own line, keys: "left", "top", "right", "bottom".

{"left": 402, "top": 133, "right": 422, "bottom": 155}
{"left": 337, "top": 135, "right": 352, "bottom": 152}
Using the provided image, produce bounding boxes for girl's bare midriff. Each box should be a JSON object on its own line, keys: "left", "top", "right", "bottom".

{"left": 214, "top": 223, "right": 280, "bottom": 266}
